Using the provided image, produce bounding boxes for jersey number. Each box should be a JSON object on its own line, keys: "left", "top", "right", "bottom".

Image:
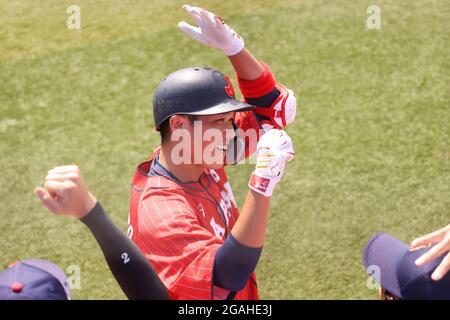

{"left": 121, "top": 252, "right": 130, "bottom": 264}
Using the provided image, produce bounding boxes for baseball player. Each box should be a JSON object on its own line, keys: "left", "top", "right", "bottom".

{"left": 128, "top": 5, "right": 297, "bottom": 300}
{"left": 35, "top": 165, "right": 168, "bottom": 299}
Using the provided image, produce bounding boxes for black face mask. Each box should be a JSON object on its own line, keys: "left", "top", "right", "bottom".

{"left": 225, "top": 120, "right": 245, "bottom": 165}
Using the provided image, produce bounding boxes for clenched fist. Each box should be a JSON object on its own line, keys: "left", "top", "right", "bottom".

{"left": 35, "top": 165, "right": 97, "bottom": 219}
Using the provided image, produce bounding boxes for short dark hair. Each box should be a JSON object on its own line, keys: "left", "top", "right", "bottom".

{"left": 159, "top": 118, "right": 170, "bottom": 143}
{"left": 159, "top": 115, "right": 198, "bottom": 144}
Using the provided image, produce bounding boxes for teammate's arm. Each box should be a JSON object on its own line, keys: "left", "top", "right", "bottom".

{"left": 35, "top": 165, "right": 168, "bottom": 300}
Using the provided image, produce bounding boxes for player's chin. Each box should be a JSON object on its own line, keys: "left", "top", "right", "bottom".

{"left": 202, "top": 154, "right": 226, "bottom": 169}
{"left": 203, "top": 161, "right": 225, "bottom": 170}
{"left": 201, "top": 145, "right": 228, "bottom": 169}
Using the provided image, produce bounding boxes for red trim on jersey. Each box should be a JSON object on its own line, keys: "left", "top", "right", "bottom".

{"left": 236, "top": 62, "right": 276, "bottom": 98}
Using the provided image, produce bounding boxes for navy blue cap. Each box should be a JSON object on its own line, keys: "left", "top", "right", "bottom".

{"left": 363, "top": 232, "right": 450, "bottom": 299}
{"left": 0, "top": 259, "right": 71, "bottom": 300}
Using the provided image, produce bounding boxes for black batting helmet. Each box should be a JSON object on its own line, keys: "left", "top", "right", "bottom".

{"left": 152, "top": 67, "right": 254, "bottom": 130}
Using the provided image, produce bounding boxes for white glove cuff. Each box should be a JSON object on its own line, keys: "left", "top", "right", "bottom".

{"left": 223, "top": 37, "right": 245, "bottom": 56}
{"left": 248, "top": 172, "right": 280, "bottom": 197}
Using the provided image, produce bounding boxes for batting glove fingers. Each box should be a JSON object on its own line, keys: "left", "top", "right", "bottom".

{"left": 178, "top": 5, "right": 245, "bottom": 56}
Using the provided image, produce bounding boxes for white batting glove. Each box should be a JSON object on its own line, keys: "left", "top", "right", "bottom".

{"left": 249, "top": 129, "right": 295, "bottom": 197}
{"left": 178, "top": 5, "right": 245, "bottom": 56}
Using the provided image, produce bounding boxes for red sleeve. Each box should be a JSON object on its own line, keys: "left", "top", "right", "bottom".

{"left": 232, "top": 63, "right": 279, "bottom": 160}
{"left": 236, "top": 62, "right": 276, "bottom": 98}
{"left": 135, "top": 189, "right": 226, "bottom": 300}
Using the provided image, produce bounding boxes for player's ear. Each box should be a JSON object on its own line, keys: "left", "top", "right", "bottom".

{"left": 169, "top": 115, "right": 185, "bottom": 131}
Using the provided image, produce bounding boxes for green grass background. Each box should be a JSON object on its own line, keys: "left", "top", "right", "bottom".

{"left": 1, "top": 0, "right": 448, "bottom": 299}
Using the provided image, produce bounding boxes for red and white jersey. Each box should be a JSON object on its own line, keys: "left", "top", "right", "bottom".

{"left": 128, "top": 62, "right": 287, "bottom": 300}
{"left": 128, "top": 110, "right": 261, "bottom": 300}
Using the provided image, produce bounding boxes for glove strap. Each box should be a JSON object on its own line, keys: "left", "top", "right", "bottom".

{"left": 223, "top": 34, "right": 245, "bottom": 56}
{"left": 248, "top": 173, "right": 280, "bottom": 197}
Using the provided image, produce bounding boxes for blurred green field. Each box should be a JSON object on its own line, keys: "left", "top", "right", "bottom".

{"left": 0, "top": 0, "right": 448, "bottom": 299}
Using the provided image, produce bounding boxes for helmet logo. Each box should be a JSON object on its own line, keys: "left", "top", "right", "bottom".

{"left": 223, "top": 75, "right": 235, "bottom": 97}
